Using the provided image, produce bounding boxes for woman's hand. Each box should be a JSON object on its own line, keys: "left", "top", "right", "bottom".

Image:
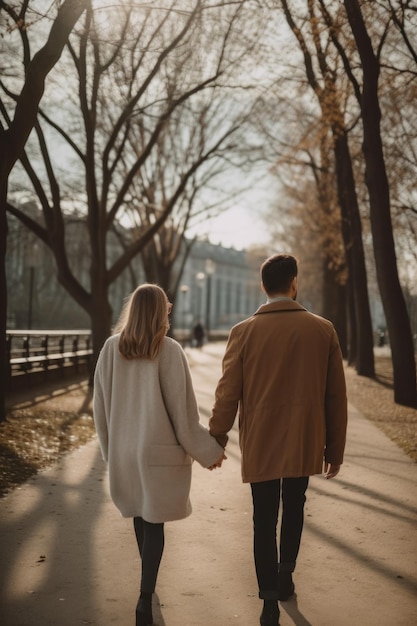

{"left": 208, "top": 452, "right": 227, "bottom": 470}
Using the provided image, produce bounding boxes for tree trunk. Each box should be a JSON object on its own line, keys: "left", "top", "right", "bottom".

{"left": 0, "top": 175, "right": 8, "bottom": 423}
{"left": 333, "top": 132, "right": 375, "bottom": 376}
{"left": 344, "top": 0, "right": 416, "bottom": 406}
{"left": 335, "top": 282, "right": 348, "bottom": 358}
{"left": 347, "top": 278, "right": 357, "bottom": 367}
{"left": 321, "top": 259, "right": 346, "bottom": 354}
{"left": 0, "top": 0, "right": 88, "bottom": 421}
{"left": 280, "top": 0, "right": 374, "bottom": 376}
{"left": 89, "top": 284, "right": 113, "bottom": 383}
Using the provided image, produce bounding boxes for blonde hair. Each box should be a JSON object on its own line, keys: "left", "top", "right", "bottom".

{"left": 114, "top": 284, "right": 170, "bottom": 360}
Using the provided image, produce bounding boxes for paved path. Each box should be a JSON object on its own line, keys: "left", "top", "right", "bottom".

{"left": 0, "top": 343, "right": 416, "bottom": 625}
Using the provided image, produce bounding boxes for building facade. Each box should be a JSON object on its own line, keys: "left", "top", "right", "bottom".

{"left": 6, "top": 208, "right": 264, "bottom": 335}
{"left": 172, "top": 240, "right": 264, "bottom": 337}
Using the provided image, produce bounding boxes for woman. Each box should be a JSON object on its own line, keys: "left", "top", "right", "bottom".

{"left": 93, "top": 284, "right": 225, "bottom": 626}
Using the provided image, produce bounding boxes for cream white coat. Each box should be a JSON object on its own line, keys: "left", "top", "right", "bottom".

{"left": 93, "top": 335, "right": 223, "bottom": 522}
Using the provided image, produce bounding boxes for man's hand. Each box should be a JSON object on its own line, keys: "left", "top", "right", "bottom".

{"left": 324, "top": 463, "right": 341, "bottom": 479}
{"left": 208, "top": 452, "right": 227, "bottom": 471}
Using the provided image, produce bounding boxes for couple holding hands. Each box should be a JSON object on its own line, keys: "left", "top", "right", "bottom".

{"left": 93, "top": 254, "right": 348, "bottom": 626}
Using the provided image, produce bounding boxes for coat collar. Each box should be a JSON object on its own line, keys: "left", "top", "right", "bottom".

{"left": 254, "top": 300, "right": 307, "bottom": 316}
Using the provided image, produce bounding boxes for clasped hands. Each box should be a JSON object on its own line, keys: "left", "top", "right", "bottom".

{"left": 208, "top": 451, "right": 227, "bottom": 471}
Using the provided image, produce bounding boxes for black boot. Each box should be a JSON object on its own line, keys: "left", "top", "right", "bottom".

{"left": 260, "top": 599, "right": 280, "bottom": 626}
{"left": 136, "top": 592, "right": 153, "bottom": 626}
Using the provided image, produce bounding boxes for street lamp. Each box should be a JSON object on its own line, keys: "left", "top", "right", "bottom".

{"left": 205, "top": 259, "right": 216, "bottom": 339}
{"left": 180, "top": 284, "right": 189, "bottom": 346}
{"left": 196, "top": 271, "right": 205, "bottom": 323}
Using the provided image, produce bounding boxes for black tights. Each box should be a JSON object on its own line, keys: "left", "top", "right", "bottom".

{"left": 133, "top": 517, "right": 165, "bottom": 593}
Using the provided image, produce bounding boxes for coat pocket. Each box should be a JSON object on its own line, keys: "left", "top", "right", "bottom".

{"left": 149, "top": 444, "right": 192, "bottom": 467}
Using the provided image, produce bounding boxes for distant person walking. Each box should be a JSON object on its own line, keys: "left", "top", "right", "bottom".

{"left": 93, "top": 284, "right": 225, "bottom": 626}
{"left": 192, "top": 322, "right": 205, "bottom": 348}
{"left": 209, "top": 254, "right": 348, "bottom": 626}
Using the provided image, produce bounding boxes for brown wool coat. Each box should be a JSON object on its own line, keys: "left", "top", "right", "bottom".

{"left": 209, "top": 300, "right": 348, "bottom": 483}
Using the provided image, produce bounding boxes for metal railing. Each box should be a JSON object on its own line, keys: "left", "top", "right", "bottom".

{"left": 6, "top": 330, "right": 93, "bottom": 377}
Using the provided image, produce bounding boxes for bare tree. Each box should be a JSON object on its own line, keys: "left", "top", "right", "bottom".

{"left": 0, "top": 0, "right": 88, "bottom": 421}
{"left": 259, "top": 0, "right": 415, "bottom": 404}
{"left": 266, "top": 109, "right": 349, "bottom": 353}
{"left": 3, "top": 0, "right": 256, "bottom": 373}
{"left": 377, "top": 0, "right": 417, "bottom": 280}
{"left": 338, "top": 0, "right": 416, "bottom": 406}
{"left": 120, "top": 82, "right": 255, "bottom": 302}
{"left": 279, "top": 0, "right": 375, "bottom": 375}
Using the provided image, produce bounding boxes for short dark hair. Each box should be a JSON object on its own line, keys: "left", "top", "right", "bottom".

{"left": 261, "top": 254, "right": 298, "bottom": 295}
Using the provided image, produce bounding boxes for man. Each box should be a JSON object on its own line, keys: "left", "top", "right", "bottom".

{"left": 209, "top": 254, "right": 348, "bottom": 626}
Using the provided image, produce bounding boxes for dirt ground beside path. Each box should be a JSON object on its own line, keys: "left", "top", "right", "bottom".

{"left": 1, "top": 374, "right": 95, "bottom": 498}
{"left": 0, "top": 348, "right": 416, "bottom": 498}
{"left": 344, "top": 355, "right": 417, "bottom": 462}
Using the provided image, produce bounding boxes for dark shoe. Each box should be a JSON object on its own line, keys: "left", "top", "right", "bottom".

{"left": 260, "top": 600, "right": 280, "bottom": 626}
{"left": 136, "top": 597, "right": 153, "bottom": 626}
{"left": 278, "top": 572, "right": 295, "bottom": 601}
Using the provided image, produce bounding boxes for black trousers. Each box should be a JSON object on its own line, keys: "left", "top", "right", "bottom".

{"left": 250, "top": 477, "right": 309, "bottom": 599}
{"left": 133, "top": 517, "right": 165, "bottom": 593}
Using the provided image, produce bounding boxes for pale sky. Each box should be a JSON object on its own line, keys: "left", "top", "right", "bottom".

{"left": 187, "top": 171, "right": 275, "bottom": 251}
{"left": 190, "top": 205, "right": 270, "bottom": 250}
